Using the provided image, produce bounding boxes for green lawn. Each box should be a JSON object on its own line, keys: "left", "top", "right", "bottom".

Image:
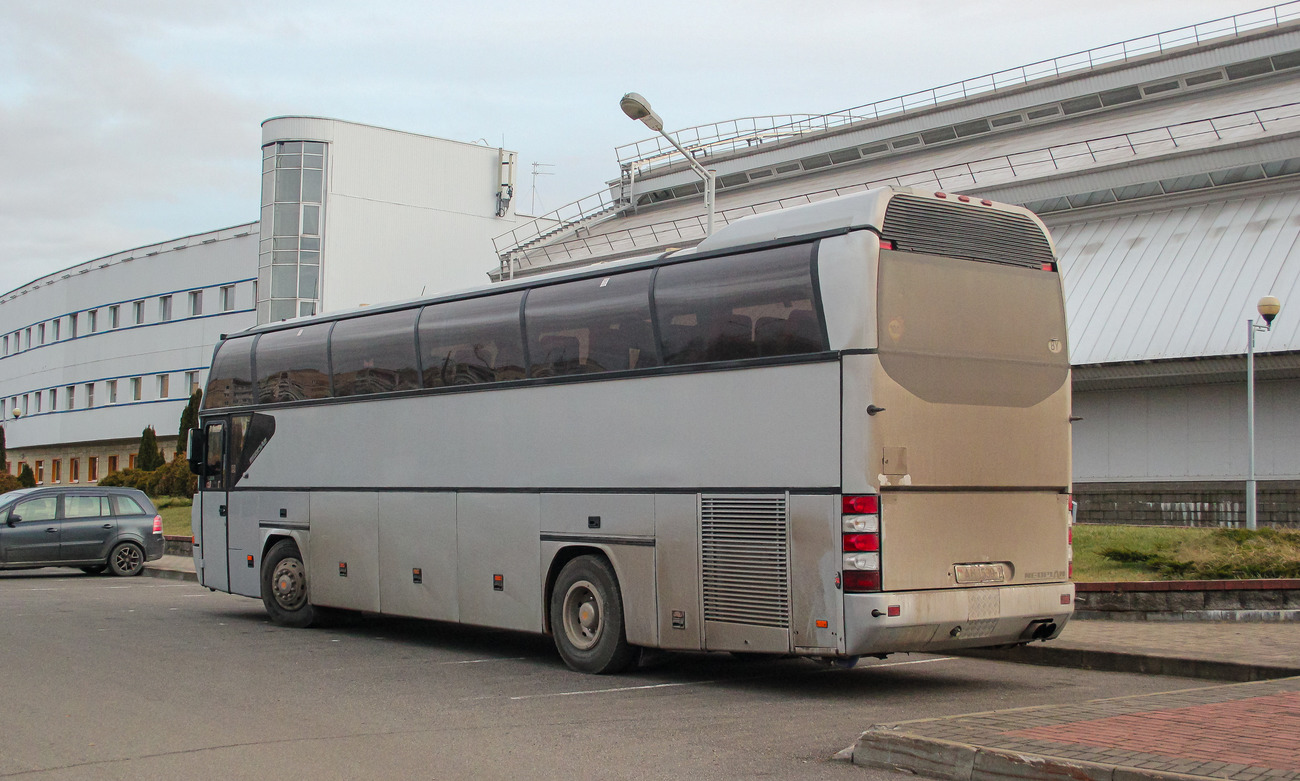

{"left": 1072, "top": 523, "right": 1300, "bottom": 581}
{"left": 153, "top": 497, "right": 194, "bottom": 537}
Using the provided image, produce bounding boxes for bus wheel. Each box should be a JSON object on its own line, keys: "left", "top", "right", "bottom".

{"left": 550, "top": 555, "right": 635, "bottom": 675}
{"left": 261, "top": 539, "right": 316, "bottom": 628}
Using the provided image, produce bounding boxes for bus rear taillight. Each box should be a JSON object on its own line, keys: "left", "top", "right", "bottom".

{"left": 842, "top": 495, "right": 881, "bottom": 592}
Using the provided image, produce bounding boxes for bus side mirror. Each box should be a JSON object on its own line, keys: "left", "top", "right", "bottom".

{"left": 186, "top": 429, "right": 205, "bottom": 476}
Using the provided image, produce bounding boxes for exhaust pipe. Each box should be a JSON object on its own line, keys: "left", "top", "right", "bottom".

{"left": 1019, "top": 619, "right": 1057, "bottom": 642}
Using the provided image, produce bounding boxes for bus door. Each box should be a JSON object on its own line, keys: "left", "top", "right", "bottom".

{"left": 198, "top": 418, "right": 231, "bottom": 591}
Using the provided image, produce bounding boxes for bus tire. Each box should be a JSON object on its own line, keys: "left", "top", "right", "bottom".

{"left": 261, "top": 539, "right": 316, "bottom": 628}
{"left": 550, "top": 555, "right": 635, "bottom": 675}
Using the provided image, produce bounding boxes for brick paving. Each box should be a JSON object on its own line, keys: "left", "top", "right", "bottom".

{"left": 856, "top": 677, "right": 1300, "bottom": 780}
{"left": 1052, "top": 621, "right": 1300, "bottom": 670}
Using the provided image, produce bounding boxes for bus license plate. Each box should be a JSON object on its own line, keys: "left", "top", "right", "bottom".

{"left": 954, "top": 563, "right": 1009, "bottom": 584}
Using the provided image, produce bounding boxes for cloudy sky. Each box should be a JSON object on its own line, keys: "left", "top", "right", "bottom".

{"left": 0, "top": 0, "right": 1275, "bottom": 293}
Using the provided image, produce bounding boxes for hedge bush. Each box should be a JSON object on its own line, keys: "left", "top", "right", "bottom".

{"left": 98, "top": 454, "right": 196, "bottom": 498}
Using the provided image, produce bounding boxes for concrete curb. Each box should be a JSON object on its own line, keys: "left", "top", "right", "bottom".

{"left": 953, "top": 643, "right": 1300, "bottom": 682}
{"left": 142, "top": 565, "right": 197, "bottom": 583}
{"left": 853, "top": 726, "right": 1213, "bottom": 781}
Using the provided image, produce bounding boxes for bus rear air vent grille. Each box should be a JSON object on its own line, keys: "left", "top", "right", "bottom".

{"left": 700, "top": 495, "right": 790, "bottom": 629}
{"left": 882, "top": 194, "right": 1054, "bottom": 269}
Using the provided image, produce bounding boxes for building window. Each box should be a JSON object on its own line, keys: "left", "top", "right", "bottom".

{"left": 85, "top": 383, "right": 95, "bottom": 408}
{"left": 128, "top": 454, "right": 136, "bottom": 470}
{"left": 52, "top": 320, "right": 60, "bottom": 341}
{"left": 48, "top": 388, "right": 56, "bottom": 411}
{"left": 108, "top": 455, "right": 118, "bottom": 473}
{"left": 107, "top": 379, "right": 118, "bottom": 404}
{"left": 68, "top": 314, "right": 76, "bottom": 338}
{"left": 66, "top": 386, "right": 75, "bottom": 410}
{"left": 158, "top": 374, "right": 170, "bottom": 398}
{"left": 133, "top": 300, "right": 144, "bottom": 324}
{"left": 70, "top": 458, "right": 79, "bottom": 482}
{"left": 131, "top": 377, "right": 142, "bottom": 401}
{"left": 110, "top": 305, "right": 120, "bottom": 328}
{"left": 35, "top": 461, "right": 43, "bottom": 484}
{"left": 260, "top": 140, "right": 327, "bottom": 323}
{"left": 189, "top": 290, "right": 203, "bottom": 316}
{"left": 25, "top": 326, "right": 32, "bottom": 348}
{"left": 88, "top": 309, "right": 98, "bottom": 332}
{"left": 51, "top": 460, "right": 61, "bottom": 484}
{"left": 220, "top": 285, "right": 235, "bottom": 311}
{"left": 186, "top": 371, "right": 199, "bottom": 394}
{"left": 159, "top": 296, "right": 172, "bottom": 322}
{"left": 34, "top": 393, "right": 41, "bottom": 414}
{"left": 22, "top": 394, "right": 29, "bottom": 415}
{"left": 3, "top": 334, "right": 7, "bottom": 355}
{"left": 88, "top": 457, "right": 98, "bottom": 482}
{"left": 38, "top": 323, "right": 45, "bottom": 345}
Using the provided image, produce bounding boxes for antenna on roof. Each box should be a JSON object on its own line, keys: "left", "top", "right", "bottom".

{"left": 530, "top": 162, "right": 554, "bottom": 215}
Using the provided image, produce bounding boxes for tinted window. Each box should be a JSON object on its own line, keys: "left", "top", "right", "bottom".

{"left": 112, "top": 495, "right": 147, "bottom": 516}
{"left": 64, "top": 496, "right": 108, "bottom": 518}
{"left": 525, "top": 270, "right": 659, "bottom": 378}
{"left": 13, "top": 497, "right": 57, "bottom": 523}
{"left": 419, "top": 293, "right": 525, "bottom": 388}
{"left": 654, "top": 243, "right": 824, "bottom": 365}
{"left": 203, "top": 337, "right": 256, "bottom": 409}
{"left": 255, "top": 323, "right": 332, "bottom": 403}
{"left": 330, "top": 310, "right": 420, "bottom": 397}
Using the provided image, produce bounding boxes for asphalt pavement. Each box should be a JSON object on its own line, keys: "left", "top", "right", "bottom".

{"left": 140, "top": 555, "right": 1300, "bottom": 781}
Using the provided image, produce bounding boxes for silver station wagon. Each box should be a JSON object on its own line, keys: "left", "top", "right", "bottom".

{"left": 0, "top": 487, "right": 165, "bottom": 576}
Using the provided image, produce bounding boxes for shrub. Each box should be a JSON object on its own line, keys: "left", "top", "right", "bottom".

{"left": 17, "top": 463, "right": 35, "bottom": 488}
{"left": 137, "top": 426, "right": 165, "bottom": 472}
{"left": 0, "top": 472, "right": 21, "bottom": 494}
{"left": 98, "top": 456, "right": 195, "bottom": 499}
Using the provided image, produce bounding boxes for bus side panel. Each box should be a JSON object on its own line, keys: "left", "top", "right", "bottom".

{"left": 225, "top": 490, "right": 276, "bottom": 598}
{"left": 540, "top": 493, "right": 656, "bottom": 647}
{"left": 308, "top": 492, "right": 380, "bottom": 612}
{"left": 789, "top": 494, "right": 843, "bottom": 654}
{"left": 457, "top": 493, "right": 542, "bottom": 633}
{"left": 653, "top": 493, "right": 703, "bottom": 651}
{"left": 841, "top": 355, "right": 879, "bottom": 495}
{"left": 378, "top": 492, "right": 458, "bottom": 622}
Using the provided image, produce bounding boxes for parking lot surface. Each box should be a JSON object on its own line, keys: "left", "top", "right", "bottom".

{"left": 0, "top": 570, "right": 1206, "bottom": 780}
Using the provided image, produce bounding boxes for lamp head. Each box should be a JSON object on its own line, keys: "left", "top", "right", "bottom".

{"left": 1258, "top": 295, "right": 1282, "bottom": 326}
{"left": 620, "top": 92, "right": 664, "bottom": 132}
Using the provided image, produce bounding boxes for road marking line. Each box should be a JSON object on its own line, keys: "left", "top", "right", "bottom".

{"left": 509, "top": 679, "right": 717, "bottom": 700}
{"left": 500, "top": 656, "right": 957, "bottom": 701}
{"left": 442, "top": 657, "right": 527, "bottom": 666}
{"left": 864, "top": 656, "right": 955, "bottom": 669}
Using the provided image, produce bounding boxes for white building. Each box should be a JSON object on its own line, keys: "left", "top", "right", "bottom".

{"left": 1, "top": 118, "right": 521, "bottom": 479}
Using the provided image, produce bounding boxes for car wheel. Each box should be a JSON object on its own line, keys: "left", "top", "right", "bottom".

{"left": 107, "top": 542, "right": 146, "bottom": 577}
{"left": 261, "top": 539, "right": 316, "bottom": 628}
{"left": 80, "top": 565, "right": 107, "bottom": 575}
{"left": 549, "top": 555, "right": 635, "bottom": 674}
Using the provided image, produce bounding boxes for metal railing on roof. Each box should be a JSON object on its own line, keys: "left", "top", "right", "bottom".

{"left": 614, "top": 1, "right": 1300, "bottom": 171}
{"left": 501, "top": 102, "right": 1300, "bottom": 275}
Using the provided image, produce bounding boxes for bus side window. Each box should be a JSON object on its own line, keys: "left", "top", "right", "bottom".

{"left": 204, "top": 422, "right": 225, "bottom": 491}
{"left": 330, "top": 309, "right": 420, "bottom": 397}
{"left": 524, "top": 269, "right": 657, "bottom": 378}
{"left": 419, "top": 292, "right": 526, "bottom": 388}
{"left": 654, "top": 243, "right": 823, "bottom": 365}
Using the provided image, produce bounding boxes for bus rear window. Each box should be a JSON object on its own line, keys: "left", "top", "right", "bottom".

{"left": 654, "top": 243, "right": 824, "bottom": 365}
{"left": 255, "top": 323, "right": 332, "bottom": 403}
{"left": 203, "top": 336, "right": 256, "bottom": 409}
{"left": 877, "top": 250, "right": 1068, "bottom": 407}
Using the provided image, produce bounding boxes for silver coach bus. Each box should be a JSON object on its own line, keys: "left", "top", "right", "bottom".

{"left": 187, "top": 186, "right": 1075, "bottom": 674}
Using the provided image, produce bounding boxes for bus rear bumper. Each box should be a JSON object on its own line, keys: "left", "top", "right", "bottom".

{"left": 843, "top": 583, "right": 1074, "bottom": 656}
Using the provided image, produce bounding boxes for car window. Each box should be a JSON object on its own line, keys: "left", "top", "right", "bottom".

{"left": 13, "top": 496, "right": 58, "bottom": 523}
{"left": 65, "top": 495, "right": 107, "bottom": 518}
{"left": 113, "top": 495, "right": 147, "bottom": 516}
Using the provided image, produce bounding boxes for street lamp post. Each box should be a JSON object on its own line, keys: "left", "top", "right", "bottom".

{"left": 1246, "top": 295, "right": 1282, "bottom": 531}
{"left": 619, "top": 92, "right": 717, "bottom": 236}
